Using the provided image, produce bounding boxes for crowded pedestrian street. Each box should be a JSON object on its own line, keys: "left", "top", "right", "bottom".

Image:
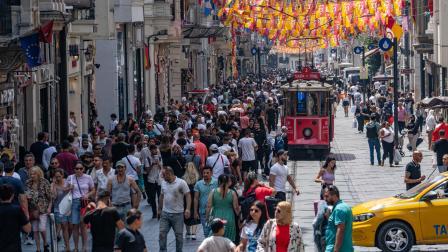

{"left": 2, "top": 0, "right": 448, "bottom": 252}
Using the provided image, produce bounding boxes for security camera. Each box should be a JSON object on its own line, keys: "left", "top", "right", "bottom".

{"left": 94, "top": 64, "right": 100, "bottom": 69}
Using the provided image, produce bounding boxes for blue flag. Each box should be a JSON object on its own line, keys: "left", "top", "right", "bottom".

{"left": 20, "top": 33, "right": 41, "bottom": 68}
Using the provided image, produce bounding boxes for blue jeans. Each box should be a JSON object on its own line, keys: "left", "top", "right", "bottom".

{"left": 199, "top": 212, "right": 210, "bottom": 237}
{"left": 159, "top": 211, "right": 184, "bottom": 252}
{"left": 368, "top": 138, "right": 381, "bottom": 165}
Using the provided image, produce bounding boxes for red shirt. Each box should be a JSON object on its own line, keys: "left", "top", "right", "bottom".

{"left": 276, "top": 224, "right": 290, "bottom": 252}
{"left": 194, "top": 140, "right": 208, "bottom": 168}
{"left": 255, "top": 186, "right": 274, "bottom": 203}
{"left": 243, "top": 185, "right": 274, "bottom": 203}
{"left": 432, "top": 123, "right": 448, "bottom": 142}
{"left": 55, "top": 151, "right": 78, "bottom": 175}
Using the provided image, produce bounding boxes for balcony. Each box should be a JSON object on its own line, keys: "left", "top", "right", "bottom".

{"left": 183, "top": 5, "right": 220, "bottom": 28}
{"left": 182, "top": 5, "right": 224, "bottom": 39}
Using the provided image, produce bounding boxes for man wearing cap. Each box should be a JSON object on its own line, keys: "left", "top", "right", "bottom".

{"left": 184, "top": 144, "right": 201, "bottom": 173}
{"left": 107, "top": 160, "right": 141, "bottom": 219}
{"left": 365, "top": 114, "right": 381, "bottom": 166}
{"left": 269, "top": 150, "right": 300, "bottom": 201}
{"left": 83, "top": 191, "right": 125, "bottom": 252}
{"left": 206, "top": 144, "right": 230, "bottom": 179}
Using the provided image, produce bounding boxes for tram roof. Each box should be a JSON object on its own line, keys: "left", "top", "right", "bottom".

{"left": 280, "top": 80, "right": 333, "bottom": 92}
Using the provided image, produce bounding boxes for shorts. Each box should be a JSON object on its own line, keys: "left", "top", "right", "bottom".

{"left": 31, "top": 214, "right": 48, "bottom": 232}
{"left": 54, "top": 211, "right": 69, "bottom": 224}
{"left": 241, "top": 160, "right": 257, "bottom": 173}
{"left": 70, "top": 198, "right": 81, "bottom": 225}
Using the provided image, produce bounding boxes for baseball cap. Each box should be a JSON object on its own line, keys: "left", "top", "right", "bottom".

{"left": 210, "top": 144, "right": 219, "bottom": 151}
{"left": 115, "top": 160, "right": 126, "bottom": 168}
{"left": 209, "top": 218, "right": 227, "bottom": 233}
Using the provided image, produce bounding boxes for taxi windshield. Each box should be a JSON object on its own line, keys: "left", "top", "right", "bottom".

{"left": 396, "top": 175, "right": 444, "bottom": 199}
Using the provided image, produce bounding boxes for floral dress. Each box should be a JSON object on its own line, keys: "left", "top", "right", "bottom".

{"left": 26, "top": 178, "right": 52, "bottom": 214}
{"left": 256, "top": 219, "right": 304, "bottom": 252}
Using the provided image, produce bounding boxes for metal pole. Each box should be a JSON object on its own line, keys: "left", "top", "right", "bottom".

{"left": 362, "top": 47, "right": 366, "bottom": 103}
{"left": 257, "top": 47, "right": 262, "bottom": 89}
{"left": 393, "top": 38, "right": 399, "bottom": 145}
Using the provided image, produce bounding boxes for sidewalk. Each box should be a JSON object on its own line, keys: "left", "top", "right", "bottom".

{"left": 292, "top": 105, "right": 448, "bottom": 251}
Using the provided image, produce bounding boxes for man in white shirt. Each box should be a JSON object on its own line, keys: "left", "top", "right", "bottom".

{"left": 206, "top": 144, "right": 230, "bottom": 179}
{"left": 218, "top": 136, "right": 236, "bottom": 155}
{"left": 158, "top": 167, "right": 191, "bottom": 252}
{"left": 94, "top": 156, "right": 115, "bottom": 194}
{"left": 269, "top": 150, "right": 300, "bottom": 201}
{"left": 109, "top": 113, "right": 118, "bottom": 133}
{"left": 238, "top": 129, "right": 258, "bottom": 181}
{"left": 42, "top": 143, "right": 57, "bottom": 171}
{"left": 121, "top": 144, "right": 141, "bottom": 182}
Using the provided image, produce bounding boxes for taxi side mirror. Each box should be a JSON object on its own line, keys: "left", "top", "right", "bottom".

{"left": 421, "top": 191, "right": 438, "bottom": 201}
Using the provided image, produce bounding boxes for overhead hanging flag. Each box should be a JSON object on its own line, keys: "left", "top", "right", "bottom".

{"left": 20, "top": 33, "right": 41, "bottom": 68}
{"left": 39, "top": 20, "right": 54, "bottom": 43}
{"left": 386, "top": 15, "right": 403, "bottom": 40}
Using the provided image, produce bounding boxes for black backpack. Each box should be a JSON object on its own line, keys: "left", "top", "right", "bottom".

{"left": 239, "top": 191, "right": 256, "bottom": 220}
{"left": 366, "top": 123, "right": 378, "bottom": 139}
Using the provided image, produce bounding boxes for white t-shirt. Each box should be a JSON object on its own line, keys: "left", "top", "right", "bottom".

{"left": 238, "top": 137, "right": 257, "bottom": 161}
{"left": 270, "top": 163, "right": 288, "bottom": 192}
{"left": 161, "top": 177, "right": 190, "bottom": 213}
{"left": 198, "top": 236, "right": 236, "bottom": 252}
{"left": 206, "top": 153, "right": 230, "bottom": 179}
{"left": 122, "top": 155, "right": 142, "bottom": 181}
{"left": 3, "top": 172, "right": 21, "bottom": 180}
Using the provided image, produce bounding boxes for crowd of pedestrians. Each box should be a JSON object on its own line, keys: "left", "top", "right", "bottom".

{"left": 345, "top": 83, "right": 448, "bottom": 191}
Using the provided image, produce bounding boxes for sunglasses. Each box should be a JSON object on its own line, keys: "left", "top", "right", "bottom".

{"left": 275, "top": 208, "right": 281, "bottom": 213}
{"left": 51, "top": 162, "right": 58, "bottom": 165}
{"left": 250, "top": 208, "right": 259, "bottom": 213}
{"left": 74, "top": 167, "right": 84, "bottom": 170}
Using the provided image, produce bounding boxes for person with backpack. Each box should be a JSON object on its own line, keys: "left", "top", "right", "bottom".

{"left": 273, "top": 126, "right": 288, "bottom": 155}
{"left": 366, "top": 114, "right": 381, "bottom": 166}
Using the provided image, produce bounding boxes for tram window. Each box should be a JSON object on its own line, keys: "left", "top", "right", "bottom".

{"left": 297, "top": 92, "right": 306, "bottom": 114}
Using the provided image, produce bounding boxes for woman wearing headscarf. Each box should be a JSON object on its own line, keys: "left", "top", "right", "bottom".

{"left": 426, "top": 109, "right": 437, "bottom": 150}
{"left": 256, "top": 201, "right": 304, "bottom": 252}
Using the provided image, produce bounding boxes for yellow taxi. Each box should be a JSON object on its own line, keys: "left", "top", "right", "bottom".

{"left": 352, "top": 173, "right": 448, "bottom": 252}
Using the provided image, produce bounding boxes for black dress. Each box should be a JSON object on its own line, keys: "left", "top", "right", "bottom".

{"left": 184, "top": 184, "right": 201, "bottom": 226}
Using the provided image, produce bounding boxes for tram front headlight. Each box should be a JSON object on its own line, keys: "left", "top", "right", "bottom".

{"left": 303, "top": 128, "right": 313, "bottom": 138}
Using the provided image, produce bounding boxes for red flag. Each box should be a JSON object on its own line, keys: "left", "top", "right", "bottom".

{"left": 144, "top": 43, "right": 151, "bottom": 69}
{"left": 39, "top": 20, "right": 54, "bottom": 43}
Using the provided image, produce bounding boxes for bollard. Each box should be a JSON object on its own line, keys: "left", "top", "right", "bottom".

{"left": 48, "top": 213, "right": 58, "bottom": 252}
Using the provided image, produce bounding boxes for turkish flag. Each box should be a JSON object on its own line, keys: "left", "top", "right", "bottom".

{"left": 39, "top": 20, "right": 54, "bottom": 43}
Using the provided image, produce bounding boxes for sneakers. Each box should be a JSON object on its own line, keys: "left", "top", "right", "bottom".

{"left": 191, "top": 234, "right": 197, "bottom": 240}
{"left": 24, "top": 236, "right": 34, "bottom": 245}
{"left": 185, "top": 233, "right": 191, "bottom": 239}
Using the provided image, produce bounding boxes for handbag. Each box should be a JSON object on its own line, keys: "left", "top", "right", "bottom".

{"left": 352, "top": 118, "right": 358, "bottom": 129}
{"left": 394, "top": 149, "right": 402, "bottom": 163}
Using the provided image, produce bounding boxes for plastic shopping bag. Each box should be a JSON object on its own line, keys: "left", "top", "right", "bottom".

{"left": 352, "top": 118, "right": 358, "bottom": 129}
{"left": 394, "top": 149, "right": 402, "bottom": 163}
{"left": 58, "top": 193, "right": 72, "bottom": 216}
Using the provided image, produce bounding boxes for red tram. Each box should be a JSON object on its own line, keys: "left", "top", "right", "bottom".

{"left": 281, "top": 68, "right": 334, "bottom": 159}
